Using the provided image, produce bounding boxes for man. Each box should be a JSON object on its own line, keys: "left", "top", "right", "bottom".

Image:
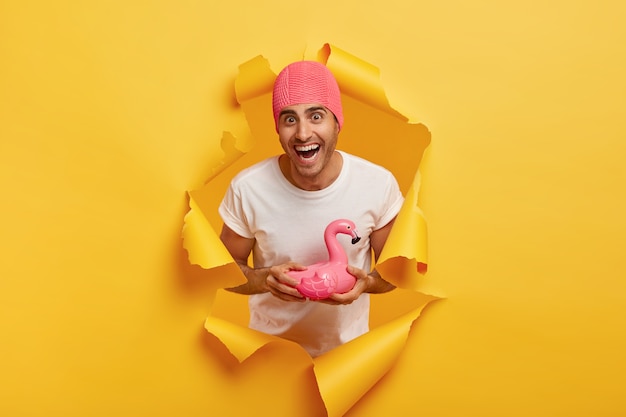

{"left": 218, "top": 60, "right": 404, "bottom": 357}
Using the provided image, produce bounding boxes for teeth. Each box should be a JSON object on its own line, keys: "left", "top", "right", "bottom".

{"left": 295, "top": 144, "right": 320, "bottom": 152}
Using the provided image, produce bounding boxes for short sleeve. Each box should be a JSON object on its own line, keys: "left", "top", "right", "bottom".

{"left": 218, "top": 183, "right": 254, "bottom": 239}
{"left": 375, "top": 173, "right": 404, "bottom": 231}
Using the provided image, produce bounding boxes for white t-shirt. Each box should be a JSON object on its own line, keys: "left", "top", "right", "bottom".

{"left": 219, "top": 151, "right": 404, "bottom": 356}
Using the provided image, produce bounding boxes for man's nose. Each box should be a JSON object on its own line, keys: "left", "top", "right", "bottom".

{"left": 295, "top": 121, "right": 312, "bottom": 140}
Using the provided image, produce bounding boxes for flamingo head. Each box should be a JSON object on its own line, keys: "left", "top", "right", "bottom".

{"left": 327, "top": 219, "right": 361, "bottom": 244}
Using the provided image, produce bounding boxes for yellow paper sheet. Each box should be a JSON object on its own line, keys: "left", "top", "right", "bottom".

{"left": 183, "top": 43, "right": 439, "bottom": 416}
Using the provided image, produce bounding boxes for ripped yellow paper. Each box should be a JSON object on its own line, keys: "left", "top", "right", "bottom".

{"left": 183, "top": 43, "right": 439, "bottom": 417}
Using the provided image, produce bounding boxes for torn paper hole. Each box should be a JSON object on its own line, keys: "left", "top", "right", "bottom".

{"left": 182, "top": 43, "right": 441, "bottom": 417}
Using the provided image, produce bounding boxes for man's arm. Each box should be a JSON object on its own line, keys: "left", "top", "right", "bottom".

{"left": 366, "top": 217, "right": 397, "bottom": 293}
{"left": 219, "top": 224, "right": 269, "bottom": 294}
{"left": 219, "top": 224, "right": 306, "bottom": 301}
{"left": 370, "top": 218, "right": 394, "bottom": 262}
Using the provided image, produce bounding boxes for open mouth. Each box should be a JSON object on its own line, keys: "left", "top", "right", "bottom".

{"left": 295, "top": 144, "right": 320, "bottom": 160}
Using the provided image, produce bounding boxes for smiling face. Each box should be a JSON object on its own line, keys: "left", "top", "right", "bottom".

{"left": 277, "top": 103, "right": 341, "bottom": 191}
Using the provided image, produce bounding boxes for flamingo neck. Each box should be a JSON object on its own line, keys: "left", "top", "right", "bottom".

{"left": 325, "top": 231, "right": 348, "bottom": 264}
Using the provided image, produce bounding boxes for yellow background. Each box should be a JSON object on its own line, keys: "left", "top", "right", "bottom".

{"left": 1, "top": 1, "right": 625, "bottom": 415}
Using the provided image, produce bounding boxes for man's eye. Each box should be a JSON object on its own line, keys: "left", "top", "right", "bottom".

{"left": 312, "top": 113, "right": 322, "bottom": 120}
{"left": 285, "top": 116, "right": 296, "bottom": 123}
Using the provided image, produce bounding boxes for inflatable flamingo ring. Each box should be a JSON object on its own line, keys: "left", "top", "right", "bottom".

{"left": 287, "top": 219, "right": 361, "bottom": 300}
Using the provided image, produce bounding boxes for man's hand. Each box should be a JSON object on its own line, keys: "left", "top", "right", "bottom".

{"left": 323, "top": 265, "right": 396, "bottom": 305}
{"left": 266, "top": 262, "right": 308, "bottom": 302}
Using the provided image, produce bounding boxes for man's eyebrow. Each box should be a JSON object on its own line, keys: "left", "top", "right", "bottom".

{"left": 279, "top": 106, "right": 328, "bottom": 119}
{"left": 279, "top": 109, "right": 297, "bottom": 118}
{"left": 305, "top": 106, "right": 327, "bottom": 114}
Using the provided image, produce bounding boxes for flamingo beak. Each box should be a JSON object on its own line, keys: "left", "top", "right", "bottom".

{"left": 351, "top": 231, "right": 361, "bottom": 244}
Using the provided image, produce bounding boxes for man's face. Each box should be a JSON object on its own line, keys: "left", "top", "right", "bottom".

{"left": 277, "top": 103, "right": 340, "bottom": 185}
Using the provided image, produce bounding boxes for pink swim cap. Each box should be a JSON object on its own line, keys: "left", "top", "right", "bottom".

{"left": 272, "top": 61, "right": 343, "bottom": 132}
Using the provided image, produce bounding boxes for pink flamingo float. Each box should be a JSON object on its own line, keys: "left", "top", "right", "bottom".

{"left": 287, "top": 219, "right": 361, "bottom": 300}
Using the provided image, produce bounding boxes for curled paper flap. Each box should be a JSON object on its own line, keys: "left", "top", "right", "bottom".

{"left": 235, "top": 55, "right": 277, "bottom": 106}
{"left": 319, "top": 43, "right": 403, "bottom": 118}
{"left": 183, "top": 43, "right": 439, "bottom": 416}
{"left": 182, "top": 193, "right": 246, "bottom": 290}
{"left": 182, "top": 195, "right": 232, "bottom": 270}
{"left": 204, "top": 314, "right": 304, "bottom": 363}
{"left": 209, "top": 289, "right": 439, "bottom": 417}
{"left": 314, "top": 296, "right": 438, "bottom": 417}
{"left": 376, "top": 169, "right": 434, "bottom": 292}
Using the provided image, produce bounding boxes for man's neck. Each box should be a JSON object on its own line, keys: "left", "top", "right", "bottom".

{"left": 279, "top": 151, "right": 343, "bottom": 191}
